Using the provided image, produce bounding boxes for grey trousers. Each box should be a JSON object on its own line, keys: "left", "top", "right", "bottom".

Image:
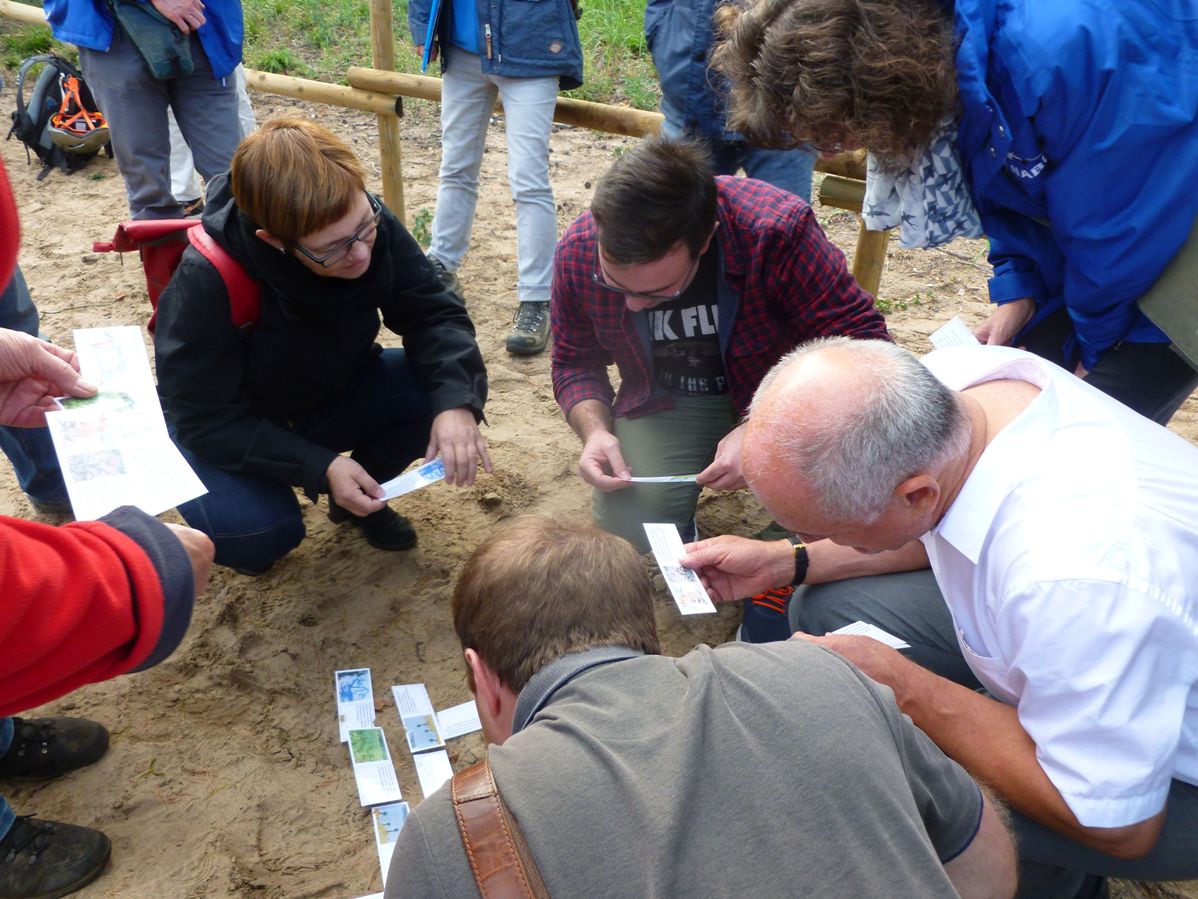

{"left": 792, "top": 569, "right": 1198, "bottom": 899}
{"left": 79, "top": 26, "right": 240, "bottom": 219}
{"left": 592, "top": 394, "right": 737, "bottom": 553}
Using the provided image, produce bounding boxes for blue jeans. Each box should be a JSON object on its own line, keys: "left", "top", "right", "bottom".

{"left": 793, "top": 569, "right": 1198, "bottom": 899}
{"left": 175, "top": 349, "right": 434, "bottom": 571}
{"left": 0, "top": 717, "right": 13, "bottom": 842}
{"left": 428, "top": 48, "right": 559, "bottom": 303}
{"left": 661, "top": 119, "right": 817, "bottom": 204}
{"left": 0, "top": 268, "right": 68, "bottom": 507}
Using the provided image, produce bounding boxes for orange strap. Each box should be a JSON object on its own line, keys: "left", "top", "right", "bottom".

{"left": 451, "top": 760, "right": 550, "bottom": 899}
{"left": 52, "top": 76, "right": 105, "bottom": 133}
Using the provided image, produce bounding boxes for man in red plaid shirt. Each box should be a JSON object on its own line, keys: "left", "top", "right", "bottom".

{"left": 551, "top": 137, "right": 889, "bottom": 566}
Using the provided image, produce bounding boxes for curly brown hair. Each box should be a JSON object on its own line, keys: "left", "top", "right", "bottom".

{"left": 712, "top": 0, "right": 959, "bottom": 163}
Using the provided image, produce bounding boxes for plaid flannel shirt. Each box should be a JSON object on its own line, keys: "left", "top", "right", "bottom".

{"left": 551, "top": 177, "right": 890, "bottom": 420}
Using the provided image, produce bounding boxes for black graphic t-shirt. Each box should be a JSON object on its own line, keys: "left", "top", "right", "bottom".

{"left": 649, "top": 251, "right": 727, "bottom": 397}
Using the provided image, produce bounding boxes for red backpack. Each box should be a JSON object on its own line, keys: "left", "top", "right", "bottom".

{"left": 93, "top": 219, "right": 260, "bottom": 332}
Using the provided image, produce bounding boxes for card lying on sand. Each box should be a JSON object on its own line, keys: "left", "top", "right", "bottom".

{"left": 335, "top": 668, "right": 376, "bottom": 742}
{"left": 347, "top": 727, "right": 403, "bottom": 807}
{"left": 392, "top": 683, "right": 446, "bottom": 753}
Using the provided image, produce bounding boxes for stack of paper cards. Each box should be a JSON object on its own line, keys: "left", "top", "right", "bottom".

{"left": 643, "top": 523, "right": 717, "bottom": 615}
{"left": 347, "top": 728, "right": 403, "bottom": 807}
{"left": 831, "top": 621, "right": 911, "bottom": 650}
{"left": 46, "top": 326, "right": 206, "bottom": 521}
{"left": 380, "top": 458, "right": 445, "bottom": 501}
{"left": 371, "top": 801, "right": 410, "bottom": 885}
{"left": 392, "top": 683, "right": 455, "bottom": 797}
{"left": 929, "top": 316, "right": 981, "bottom": 350}
{"left": 336, "top": 668, "right": 377, "bottom": 742}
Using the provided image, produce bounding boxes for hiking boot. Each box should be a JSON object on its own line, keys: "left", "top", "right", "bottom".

{"left": 328, "top": 500, "right": 417, "bottom": 551}
{"left": 0, "top": 719, "right": 108, "bottom": 782}
{"left": 738, "top": 585, "right": 796, "bottom": 643}
{"left": 0, "top": 816, "right": 111, "bottom": 899}
{"left": 428, "top": 257, "right": 462, "bottom": 296}
{"left": 505, "top": 301, "right": 550, "bottom": 356}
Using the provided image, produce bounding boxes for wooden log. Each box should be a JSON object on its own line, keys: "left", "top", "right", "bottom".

{"left": 0, "top": 0, "right": 45, "bottom": 25}
{"left": 852, "top": 219, "right": 890, "bottom": 298}
{"left": 817, "top": 174, "right": 866, "bottom": 213}
{"left": 242, "top": 70, "right": 400, "bottom": 117}
{"left": 368, "top": 0, "right": 405, "bottom": 219}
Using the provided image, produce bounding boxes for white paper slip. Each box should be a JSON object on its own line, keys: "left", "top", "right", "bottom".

{"left": 46, "top": 326, "right": 206, "bottom": 521}
{"left": 335, "top": 668, "right": 376, "bottom": 742}
{"left": 628, "top": 474, "right": 699, "bottom": 483}
{"left": 436, "top": 700, "right": 481, "bottom": 740}
{"left": 831, "top": 621, "right": 911, "bottom": 650}
{"left": 379, "top": 458, "right": 445, "bottom": 501}
{"left": 392, "top": 684, "right": 447, "bottom": 753}
{"left": 371, "top": 801, "right": 410, "bottom": 886}
{"left": 643, "top": 523, "right": 717, "bottom": 615}
{"left": 413, "top": 749, "right": 454, "bottom": 798}
{"left": 347, "top": 728, "right": 403, "bottom": 807}
{"left": 929, "top": 316, "right": 981, "bottom": 350}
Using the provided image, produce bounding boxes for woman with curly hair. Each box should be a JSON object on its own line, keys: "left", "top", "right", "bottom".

{"left": 715, "top": 0, "right": 1198, "bottom": 425}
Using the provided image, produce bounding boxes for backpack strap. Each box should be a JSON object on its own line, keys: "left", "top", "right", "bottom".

{"left": 186, "top": 225, "right": 261, "bottom": 329}
{"left": 451, "top": 760, "right": 550, "bottom": 899}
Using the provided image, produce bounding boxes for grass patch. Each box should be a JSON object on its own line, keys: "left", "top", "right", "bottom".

{"left": 1, "top": 23, "right": 69, "bottom": 70}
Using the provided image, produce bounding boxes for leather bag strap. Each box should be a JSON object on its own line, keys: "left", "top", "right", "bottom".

{"left": 452, "top": 760, "right": 550, "bottom": 899}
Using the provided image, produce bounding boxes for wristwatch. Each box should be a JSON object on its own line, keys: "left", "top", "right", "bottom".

{"left": 787, "top": 535, "right": 809, "bottom": 586}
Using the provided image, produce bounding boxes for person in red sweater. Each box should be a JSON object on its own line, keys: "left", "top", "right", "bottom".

{"left": 0, "top": 157, "right": 215, "bottom": 899}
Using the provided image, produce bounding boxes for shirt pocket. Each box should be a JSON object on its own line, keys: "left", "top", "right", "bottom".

{"left": 954, "top": 624, "right": 1020, "bottom": 705}
{"left": 496, "top": 0, "right": 573, "bottom": 65}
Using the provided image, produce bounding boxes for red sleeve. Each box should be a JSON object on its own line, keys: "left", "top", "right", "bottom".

{"left": 0, "top": 515, "right": 166, "bottom": 716}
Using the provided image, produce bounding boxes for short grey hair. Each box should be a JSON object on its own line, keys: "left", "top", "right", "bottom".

{"left": 750, "top": 338, "right": 970, "bottom": 522}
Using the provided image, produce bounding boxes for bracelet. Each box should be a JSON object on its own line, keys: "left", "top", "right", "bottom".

{"left": 787, "top": 535, "right": 809, "bottom": 586}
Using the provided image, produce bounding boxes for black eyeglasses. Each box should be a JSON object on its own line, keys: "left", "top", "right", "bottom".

{"left": 294, "top": 193, "right": 383, "bottom": 267}
{"left": 591, "top": 252, "right": 702, "bottom": 302}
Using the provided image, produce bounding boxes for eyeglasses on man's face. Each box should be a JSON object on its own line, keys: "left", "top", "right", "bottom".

{"left": 294, "top": 193, "right": 383, "bottom": 268}
{"left": 591, "top": 251, "right": 703, "bottom": 303}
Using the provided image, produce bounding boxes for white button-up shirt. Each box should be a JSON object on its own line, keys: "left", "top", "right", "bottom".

{"left": 920, "top": 346, "right": 1198, "bottom": 828}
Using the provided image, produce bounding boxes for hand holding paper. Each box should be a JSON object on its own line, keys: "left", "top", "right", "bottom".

{"left": 0, "top": 329, "right": 95, "bottom": 427}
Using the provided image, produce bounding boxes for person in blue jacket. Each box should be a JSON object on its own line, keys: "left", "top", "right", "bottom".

{"left": 713, "top": 0, "right": 1198, "bottom": 425}
{"left": 644, "top": 0, "right": 816, "bottom": 202}
{"left": 45, "top": 0, "right": 243, "bottom": 220}
{"left": 409, "top": 0, "right": 583, "bottom": 357}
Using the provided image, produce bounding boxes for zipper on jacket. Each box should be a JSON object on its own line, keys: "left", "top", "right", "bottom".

{"left": 484, "top": 23, "right": 493, "bottom": 60}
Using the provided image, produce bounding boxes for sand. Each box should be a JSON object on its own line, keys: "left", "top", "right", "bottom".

{"left": 1, "top": 97, "right": 1195, "bottom": 899}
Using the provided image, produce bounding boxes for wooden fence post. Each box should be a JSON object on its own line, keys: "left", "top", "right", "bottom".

{"left": 369, "top": 0, "right": 406, "bottom": 221}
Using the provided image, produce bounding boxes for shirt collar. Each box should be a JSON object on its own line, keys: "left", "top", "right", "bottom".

{"left": 929, "top": 351, "right": 1057, "bottom": 562}
{"left": 512, "top": 646, "right": 644, "bottom": 734}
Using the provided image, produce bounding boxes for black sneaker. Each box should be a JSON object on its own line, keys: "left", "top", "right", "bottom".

{"left": 738, "top": 586, "right": 796, "bottom": 643}
{"left": 0, "top": 816, "right": 111, "bottom": 899}
{"left": 428, "top": 257, "right": 462, "bottom": 296}
{"left": 328, "top": 500, "right": 417, "bottom": 551}
{"left": 0, "top": 719, "right": 108, "bottom": 782}
{"left": 505, "top": 301, "right": 550, "bottom": 356}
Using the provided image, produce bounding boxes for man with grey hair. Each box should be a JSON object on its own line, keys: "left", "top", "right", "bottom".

{"left": 683, "top": 337, "right": 1198, "bottom": 898}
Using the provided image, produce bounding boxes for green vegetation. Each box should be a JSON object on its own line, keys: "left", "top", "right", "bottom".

{"left": 0, "top": 23, "right": 62, "bottom": 69}
{"left": 239, "top": 0, "right": 660, "bottom": 109}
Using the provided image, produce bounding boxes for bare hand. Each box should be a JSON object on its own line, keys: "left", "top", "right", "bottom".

{"left": 163, "top": 522, "right": 215, "bottom": 596}
{"left": 151, "top": 0, "right": 207, "bottom": 33}
{"left": 326, "top": 456, "right": 385, "bottom": 517}
{"left": 425, "top": 407, "right": 491, "bottom": 487}
{"left": 680, "top": 535, "right": 793, "bottom": 602}
{"left": 973, "top": 297, "right": 1034, "bottom": 346}
{"left": 0, "top": 329, "right": 96, "bottom": 427}
{"left": 790, "top": 631, "right": 907, "bottom": 687}
{"left": 578, "top": 430, "right": 632, "bottom": 491}
{"left": 414, "top": 44, "right": 439, "bottom": 63}
{"left": 696, "top": 423, "right": 747, "bottom": 490}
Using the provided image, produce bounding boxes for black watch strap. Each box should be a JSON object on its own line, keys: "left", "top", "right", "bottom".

{"left": 787, "top": 535, "right": 809, "bottom": 586}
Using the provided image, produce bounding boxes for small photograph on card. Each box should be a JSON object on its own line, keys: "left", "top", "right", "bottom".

{"left": 405, "top": 714, "right": 445, "bottom": 753}
{"left": 350, "top": 728, "right": 391, "bottom": 764}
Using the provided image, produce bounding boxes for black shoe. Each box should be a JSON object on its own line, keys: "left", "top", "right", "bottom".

{"left": 328, "top": 501, "right": 417, "bottom": 551}
{"left": 505, "top": 301, "right": 550, "bottom": 356}
{"left": 0, "top": 719, "right": 108, "bottom": 782}
{"left": 0, "top": 816, "right": 111, "bottom": 899}
{"left": 428, "top": 257, "right": 462, "bottom": 296}
{"left": 738, "top": 587, "right": 796, "bottom": 643}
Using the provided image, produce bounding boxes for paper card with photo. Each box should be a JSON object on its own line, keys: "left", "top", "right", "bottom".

{"left": 413, "top": 749, "right": 454, "bottom": 798}
{"left": 643, "top": 523, "right": 718, "bottom": 615}
{"left": 391, "top": 684, "right": 446, "bottom": 753}
{"left": 628, "top": 474, "right": 699, "bottom": 483}
{"left": 370, "top": 801, "right": 410, "bottom": 885}
{"left": 831, "top": 620, "right": 911, "bottom": 650}
{"left": 379, "top": 458, "right": 445, "bottom": 501}
{"left": 436, "top": 700, "right": 481, "bottom": 740}
{"left": 347, "top": 728, "right": 403, "bottom": 807}
{"left": 335, "top": 668, "right": 377, "bottom": 742}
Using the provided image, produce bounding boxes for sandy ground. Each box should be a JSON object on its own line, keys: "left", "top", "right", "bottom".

{"left": 2, "top": 95, "right": 1196, "bottom": 899}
